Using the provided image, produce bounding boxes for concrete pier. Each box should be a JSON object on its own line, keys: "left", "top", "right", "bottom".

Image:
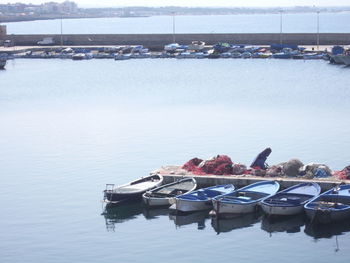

{"left": 1, "top": 33, "right": 350, "bottom": 49}
{"left": 153, "top": 166, "right": 350, "bottom": 192}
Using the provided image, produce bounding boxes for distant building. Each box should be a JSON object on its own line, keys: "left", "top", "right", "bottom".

{"left": 41, "top": 1, "right": 77, "bottom": 14}
{"left": 61, "top": 1, "right": 78, "bottom": 13}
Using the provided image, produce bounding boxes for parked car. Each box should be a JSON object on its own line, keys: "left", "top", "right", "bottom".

{"left": 3, "top": 40, "right": 14, "bottom": 47}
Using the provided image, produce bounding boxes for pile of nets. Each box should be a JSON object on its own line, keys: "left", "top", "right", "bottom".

{"left": 182, "top": 155, "right": 343, "bottom": 180}
{"left": 182, "top": 155, "right": 245, "bottom": 175}
{"left": 333, "top": 166, "right": 350, "bottom": 180}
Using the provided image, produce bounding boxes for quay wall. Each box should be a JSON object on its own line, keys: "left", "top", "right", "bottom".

{"left": 2, "top": 33, "right": 350, "bottom": 49}
{"left": 161, "top": 174, "right": 347, "bottom": 192}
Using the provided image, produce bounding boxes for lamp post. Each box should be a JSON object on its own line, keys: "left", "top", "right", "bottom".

{"left": 316, "top": 11, "right": 320, "bottom": 51}
{"left": 172, "top": 12, "right": 176, "bottom": 43}
{"left": 279, "top": 10, "right": 283, "bottom": 45}
{"left": 60, "top": 14, "right": 63, "bottom": 47}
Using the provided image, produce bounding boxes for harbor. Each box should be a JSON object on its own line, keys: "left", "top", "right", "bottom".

{"left": 1, "top": 5, "right": 350, "bottom": 263}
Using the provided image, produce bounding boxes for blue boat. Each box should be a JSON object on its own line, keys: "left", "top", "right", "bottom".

{"left": 212, "top": 181, "right": 280, "bottom": 217}
{"left": 171, "top": 184, "right": 235, "bottom": 213}
{"left": 260, "top": 182, "right": 321, "bottom": 216}
{"left": 304, "top": 184, "right": 350, "bottom": 224}
{"left": 272, "top": 52, "right": 292, "bottom": 59}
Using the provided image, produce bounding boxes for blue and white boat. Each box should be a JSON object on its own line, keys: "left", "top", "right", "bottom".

{"left": 164, "top": 43, "right": 181, "bottom": 52}
{"left": 171, "top": 184, "right": 235, "bottom": 213}
{"left": 272, "top": 52, "right": 292, "bottom": 59}
{"left": 304, "top": 184, "right": 350, "bottom": 224}
{"left": 212, "top": 181, "right": 280, "bottom": 217}
{"left": 260, "top": 182, "right": 321, "bottom": 216}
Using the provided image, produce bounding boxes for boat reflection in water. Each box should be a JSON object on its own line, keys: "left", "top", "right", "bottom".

{"left": 304, "top": 219, "right": 350, "bottom": 239}
{"left": 169, "top": 210, "right": 209, "bottom": 230}
{"left": 142, "top": 207, "right": 169, "bottom": 220}
{"left": 261, "top": 214, "right": 306, "bottom": 235}
{"left": 304, "top": 220, "right": 350, "bottom": 253}
{"left": 211, "top": 212, "right": 261, "bottom": 234}
{"left": 102, "top": 202, "right": 144, "bottom": 231}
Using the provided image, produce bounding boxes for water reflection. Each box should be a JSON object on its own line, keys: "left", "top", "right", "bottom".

{"left": 142, "top": 207, "right": 169, "bottom": 220}
{"left": 304, "top": 220, "right": 350, "bottom": 239}
{"left": 102, "top": 202, "right": 144, "bottom": 231}
{"left": 261, "top": 214, "right": 306, "bottom": 235}
{"left": 169, "top": 210, "right": 209, "bottom": 230}
{"left": 211, "top": 212, "right": 261, "bottom": 234}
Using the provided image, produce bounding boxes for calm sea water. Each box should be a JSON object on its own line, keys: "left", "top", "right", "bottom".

{"left": 4, "top": 13, "right": 350, "bottom": 34}
{"left": 1, "top": 58, "right": 350, "bottom": 263}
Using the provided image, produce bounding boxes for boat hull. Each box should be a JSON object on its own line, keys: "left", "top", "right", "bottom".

{"left": 0, "top": 60, "right": 6, "bottom": 69}
{"left": 175, "top": 198, "right": 212, "bottom": 212}
{"left": 142, "top": 195, "right": 175, "bottom": 207}
{"left": 104, "top": 192, "right": 143, "bottom": 203}
{"left": 212, "top": 199, "right": 258, "bottom": 215}
{"left": 260, "top": 202, "right": 304, "bottom": 216}
{"left": 305, "top": 207, "right": 350, "bottom": 224}
{"left": 339, "top": 55, "right": 350, "bottom": 66}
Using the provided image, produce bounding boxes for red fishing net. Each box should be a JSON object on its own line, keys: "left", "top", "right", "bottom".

{"left": 182, "top": 155, "right": 233, "bottom": 175}
{"left": 333, "top": 165, "right": 350, "bottom": 180}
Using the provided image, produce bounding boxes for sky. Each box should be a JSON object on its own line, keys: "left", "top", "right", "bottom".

{"left": 1, "top": 0, "right": 350, "bottom": 8}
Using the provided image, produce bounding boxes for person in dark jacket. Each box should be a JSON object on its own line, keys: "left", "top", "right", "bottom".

{"left": 250, "top": 148, "right": 272, "bottom": 170}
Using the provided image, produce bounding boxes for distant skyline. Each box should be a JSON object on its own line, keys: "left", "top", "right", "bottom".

{"left": 2, "top": 0, "right": 350, "bottom": 8}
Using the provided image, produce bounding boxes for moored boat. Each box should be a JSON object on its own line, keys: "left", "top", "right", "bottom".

{"left": 114, "top": 53, "right": 132, "bottom": 60}
{"left": 212, "top": 181, "right": 280, "bottom": 217}
{"left": 260, "top": 182, "right": 321, "bottom": 216}
{"left": 72, "top": 53, "right": 93, "bottom": 60}
{"left": 187, "top": 41, "right": 206, "bottom": 51}
{"left": 0, "top": 54, "right": 7, "bottom": 69}
{"left": 143, "top": 177, "right": 197, "bottom": 207}
{"left": 304, "top": 184, "right": 350, "bottom": 224}
{"left": 170, "top": 184, "right": 235, "bottom": 213}
{"left": 329, "top": 54, "right": 345, "bottom": 64}
{"left": 103, "top": 174, "right": 164, "bottom": 205}
{"left": 164, "top": 43, "right": 181, "bottom": 52}
{"left": 338, "top": 55, "right": 350, "bottom": 66}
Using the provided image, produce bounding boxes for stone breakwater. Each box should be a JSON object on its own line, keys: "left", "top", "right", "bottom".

{"left": 1, "top": 33, "right": 350, "bottom": 49}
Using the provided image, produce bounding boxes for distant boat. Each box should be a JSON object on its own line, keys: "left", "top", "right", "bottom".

{"left": 329, "top": 54, "right": 345, "bottom": 64}
{"left": 164, "top": 43, "right": 181, "bottom": 52}
{"left": 339, "top": 55, "right": 350, "bottom": 66}
{"left": 103, "top": 174, "right": 164, "bottom": 205}
{"left": 303, "top": 53, "right": 324, "bottom": 60}
{"left": 114, "top": 53, "right": 132, "bottom": 60}
{"left": 241, "top": 51, "right": 252, "bottom": 58}
{"left": 176, "top": 52, "right": 197, "bottom": 59}
{"left": 170, "top": 184, "right": 235, "bottom": 213}
{"left": 143, "top": 177, "right": 197, "bottom": 207}
{"left": 72, "top": 53, "right": 93, "bottom": 60}
{"left": 272, "top": 52, "right": 292, "bottom": 59}
{"left": 260, "top": 182, "right": 321, "bottom": 216}
{"left": 212, "top": 181, "right": 280, "bottom": 217}
{"left": 187, "top": 41, "right": 206, "bottom": 51}
{"left": 0, "top": 54, "right": 7, "bottom": 69}
{"left": 304, "top": 184, "right": 350, "bottom": 224}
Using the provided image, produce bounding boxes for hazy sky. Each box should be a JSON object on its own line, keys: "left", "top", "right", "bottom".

{"left": 2, "top": 0, "right": 350, "bottom": 8}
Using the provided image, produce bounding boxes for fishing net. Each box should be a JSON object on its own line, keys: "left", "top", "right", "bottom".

{"left": 333, "top": 165, "right": 350, "bottom": 180}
